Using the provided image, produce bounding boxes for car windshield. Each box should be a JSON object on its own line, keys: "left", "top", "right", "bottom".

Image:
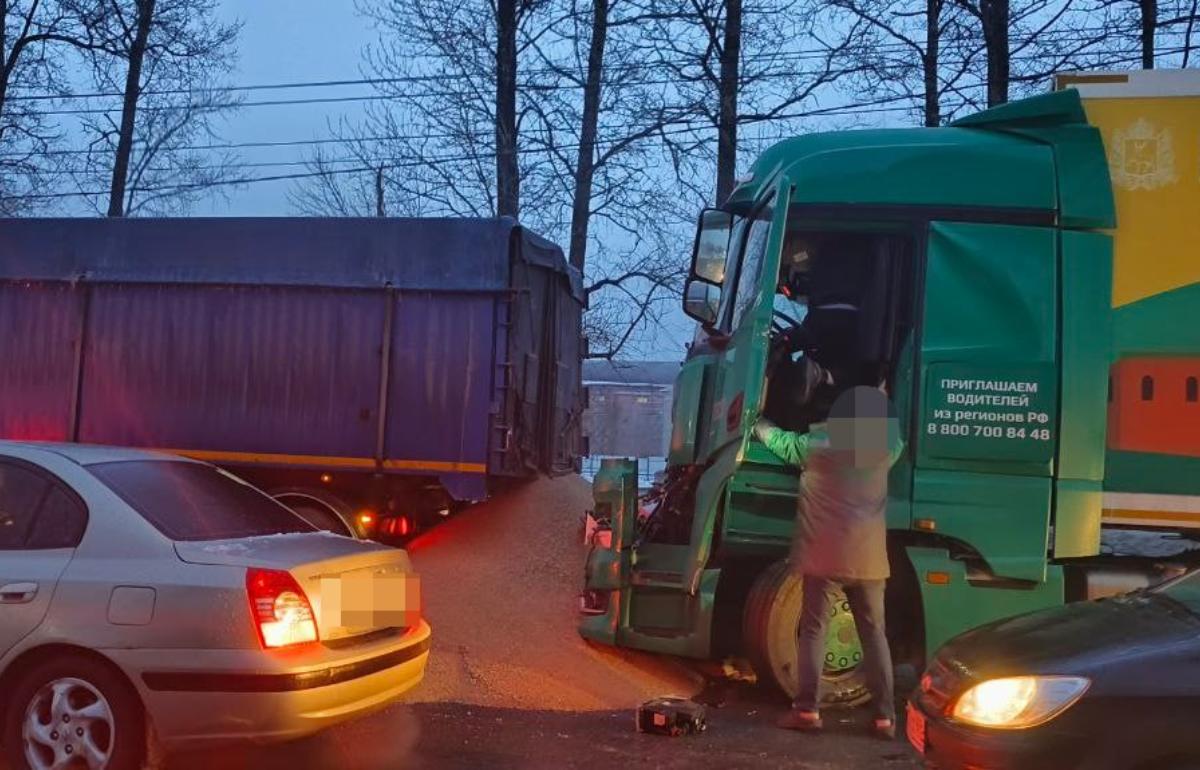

{"left": 88, "top": 460, "right": 315, "bottom": 542}
{"left": 1154, "top": 568, "right": 1200, "bottom": 614}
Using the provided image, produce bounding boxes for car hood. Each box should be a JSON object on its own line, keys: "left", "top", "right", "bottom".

{"left": 938, "top": 593, "right": 1200, "bottom": 680}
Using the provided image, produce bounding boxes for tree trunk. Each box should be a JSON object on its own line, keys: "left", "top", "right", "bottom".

{"left": 108, "top": 0, "right": 155, "bottom": 218}
{"left": 375, "top": 166, "right": 386, "bottom": 216}
{"left": 0, "top": 0, "right": 10, "bottom": 122}
{"left": 1141, "top": 0, "right": 1157, "bottom": 69}
{"left": 1, "top": 0, "right": 39, "bottom": 135}
{"left": 1185, "top": 0, "right": 1198, "bottom": 66}
{"left": 495, "top": 0, "right": 520, "bottom": 218}
{"left": 924, "top": 0, "right": 940, "bottom": 126}
{"left": 981, "top": 0, "right": 1009, "bottom": 107}
{"left": 568, "top": 0, "right": 608, "bottom": 271}
{"left": 715, "top": 0, "right": 741, "bottom": 204}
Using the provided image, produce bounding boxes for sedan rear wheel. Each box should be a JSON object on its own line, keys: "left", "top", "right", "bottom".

{"left": 3, "top": 658, "right": 143, "bottom": 770}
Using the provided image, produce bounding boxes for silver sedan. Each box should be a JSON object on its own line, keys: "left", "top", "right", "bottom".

{"left": 0, "top": 442, "right": 431, "bottom": 770}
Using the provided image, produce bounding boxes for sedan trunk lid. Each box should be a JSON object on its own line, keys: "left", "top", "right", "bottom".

{"left": 175, "top": 532, "right": 420, "bottom": 642}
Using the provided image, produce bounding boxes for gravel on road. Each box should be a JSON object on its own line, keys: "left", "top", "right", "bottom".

{"left": 403, "top": 474, "right": 703, "bottom": 712}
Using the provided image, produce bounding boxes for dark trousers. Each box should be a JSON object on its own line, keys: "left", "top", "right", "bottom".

{"left": 794, "top": 575, "right": 895, "bottom": 721}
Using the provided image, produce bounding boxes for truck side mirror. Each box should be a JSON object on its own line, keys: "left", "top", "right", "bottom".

{"left": 683, "top": 279, "right": 720, "bottom": 327}
{"left": 690, "top": 208, "right": 734, "bottom": 285}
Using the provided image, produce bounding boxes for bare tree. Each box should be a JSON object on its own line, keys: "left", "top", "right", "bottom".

{"left": 521, "top": 0, "right": 697, "bottom": 267}
{"left": 633, "top": 0, "right": 862, "bottom": 206}
{"left": 496, "top": 0, "right": 523, "bottom": 216}
{"left": 953, "top": 0, "right": 1011, "bottom": 105}
{"left": 288, "top": 134, "right": 385, "bottom": 217}
{"left": 828, "top": 0, "right": 979, "bottom": 126}
{"left": 1141, "top": 0, "right": 1157, "bottom": 66}
{"left": 1098, "top": 0, "right": 1200, "bottom": 67}
{"left": 293, "top": 0, "right": 861, "bottom": 359}
{"left": 714, "top": 0, "right": 740, "bottom": 201}
{"left": 568, "top": 0, "right": 607, "bottom": 269}
{"left": 73, "top": 0, "right": 239, "bottom": 216}
{"left": 1179, "top": 0, "right": 1200, "bottom": 63}
{"left": 342, "top": 0, "right": 557, "bottom": 224}
{"left": 582, "top": 241, "right": 689, "bottom": 359}
{"left": 0, "top": 0, "right": 96, "bottom": 213}
{"left": 924, "top": 0, "right": 1131, "bottom": 110}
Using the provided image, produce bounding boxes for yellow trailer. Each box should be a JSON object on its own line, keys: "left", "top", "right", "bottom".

{"left": 1057, "top": 70, "right": 1200, "bottom": 530}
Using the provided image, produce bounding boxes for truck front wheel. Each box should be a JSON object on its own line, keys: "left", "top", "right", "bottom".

{"left": 742, "top": 561, "right": 871, "bottom": 707}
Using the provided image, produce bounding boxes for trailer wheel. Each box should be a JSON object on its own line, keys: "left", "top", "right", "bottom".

{"left": 743, "top": 561, "right": 870, "bottom": 707}
{"left": 271, "top": 488, "right": 357, "bottom": 538}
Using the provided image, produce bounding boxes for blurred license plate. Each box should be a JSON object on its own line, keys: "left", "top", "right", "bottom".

{"left": 906, "top": 703, "right": 926, "bottom": 755}
{"left": 320, "top": 571, "right": 420, "bottom": 630}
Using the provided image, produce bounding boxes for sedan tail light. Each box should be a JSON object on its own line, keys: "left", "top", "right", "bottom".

{"left": 246, "top": 568, "right": 319, "bottom": 648}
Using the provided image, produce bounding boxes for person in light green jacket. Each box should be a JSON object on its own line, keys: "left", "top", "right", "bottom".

{"left": 755, "top": 373, "right": 903, "bottom": 739}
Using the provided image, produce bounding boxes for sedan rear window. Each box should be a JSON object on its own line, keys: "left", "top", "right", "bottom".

{"left": 88, "top": 461, "right": 315, "bottom": 541}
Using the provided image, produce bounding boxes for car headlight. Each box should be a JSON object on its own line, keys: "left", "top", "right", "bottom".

{"left": 951, "top": 676, "right": 1090, "bottom": 729}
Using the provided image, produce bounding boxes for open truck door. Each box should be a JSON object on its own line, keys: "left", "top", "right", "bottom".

{"left": 680, "top": 181, "right": 791, "bottom": 598}
{"left": 578, "top": 182, "right": 790, "bottom": 656}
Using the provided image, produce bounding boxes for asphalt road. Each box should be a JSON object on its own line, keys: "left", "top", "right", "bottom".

{"left": 1, "top": 662, "right": 923, "bottom": 770}
{"left": 167, "top": 685, "right": 924, "bottom": 770}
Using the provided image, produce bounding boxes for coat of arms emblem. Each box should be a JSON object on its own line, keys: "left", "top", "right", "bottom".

{"left": 1110, "top": 118, "right": 1177, "bottom": 191}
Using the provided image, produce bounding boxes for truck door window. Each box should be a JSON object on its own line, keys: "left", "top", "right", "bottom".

{"left": 715, "top": 218, "right": 749, "bottom": 330}
{"left": 732, "top": 210, "right": 773, "bottom": 329}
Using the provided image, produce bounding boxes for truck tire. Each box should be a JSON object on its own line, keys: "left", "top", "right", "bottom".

{"left": 743, "top": 561, "right": 871, "bottom": 707}
{"left": 270, "top": 488, "right": 357, "bottom": 538}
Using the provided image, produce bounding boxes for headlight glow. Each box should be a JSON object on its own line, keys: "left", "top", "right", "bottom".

{"left": 951, "top": 676, "right": 1090, "bottom": 729}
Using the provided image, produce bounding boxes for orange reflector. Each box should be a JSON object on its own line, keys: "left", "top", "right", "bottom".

{"left": 915, "top": 518, "right": 937, "bottom": 532}
{"left": 926, "top": 571, "right": 951, "bottom": 585}
{"left": 320, "top": 473, "right": 333, "bottom": 484}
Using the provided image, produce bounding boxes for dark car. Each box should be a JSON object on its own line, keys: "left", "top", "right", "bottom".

{"left": 906, "top": 569, "right": 1200, "bottom": 770}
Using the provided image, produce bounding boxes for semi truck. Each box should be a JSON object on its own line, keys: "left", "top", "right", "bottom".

{"left": 0, "top": 216, "right": 584, "bottom": 540}
{"left": 580, "top": 69, "right": 1200, "bottom": 704}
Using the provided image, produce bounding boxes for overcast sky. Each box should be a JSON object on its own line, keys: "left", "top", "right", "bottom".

{"left": 191, "top": 2, "right": 696, "bottom": 359}
{"left": 197, "top": 0, "right": 376, "bottom": 216}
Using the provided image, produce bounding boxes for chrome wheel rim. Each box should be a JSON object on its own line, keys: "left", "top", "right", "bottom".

{"left": 22, "top": 677, "right": 115, "bottom": 770}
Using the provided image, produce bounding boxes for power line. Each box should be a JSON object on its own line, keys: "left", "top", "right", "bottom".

{"left": 20, "top": 45, "right": 1173, "bottom": 118}
{"left": 7, "top": 24, "right": 1190, "bottom": 107}
{"left": 0, "top": 43, "right": 1176, "bottom": 161}
{"left": 12, "top": 99, "right": 922, "bottom": 200}
{"left": 5, "top": 47, "right": 916, "bottom": 104}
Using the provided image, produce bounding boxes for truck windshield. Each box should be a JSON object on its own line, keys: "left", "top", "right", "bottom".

{"left": 89, "top": 460, "right": 315, "bottom": 541}
{"left": 1155, "top": 569, "right": 1200, "bottom": 615}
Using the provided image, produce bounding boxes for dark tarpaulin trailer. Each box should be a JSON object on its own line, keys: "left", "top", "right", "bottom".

{"left": 0, "top": 217, "right": 583, "bottom": 508}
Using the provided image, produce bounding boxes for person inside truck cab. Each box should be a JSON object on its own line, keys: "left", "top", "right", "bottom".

{"left": 773, "top": 233, "right": 863, "bottom": 377}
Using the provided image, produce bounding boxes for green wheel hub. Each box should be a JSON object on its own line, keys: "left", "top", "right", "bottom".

{"left": 822, "top": 592, "right": 863, "bottom": 675}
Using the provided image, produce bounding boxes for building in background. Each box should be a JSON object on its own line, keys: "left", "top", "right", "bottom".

{"left": 581, "top": 360, "right": 680, "bottom": 488}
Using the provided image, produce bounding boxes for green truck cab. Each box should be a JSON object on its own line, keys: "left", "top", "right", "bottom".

{"left": 580, "top": 72, "right": 1200, "bottom": 703}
